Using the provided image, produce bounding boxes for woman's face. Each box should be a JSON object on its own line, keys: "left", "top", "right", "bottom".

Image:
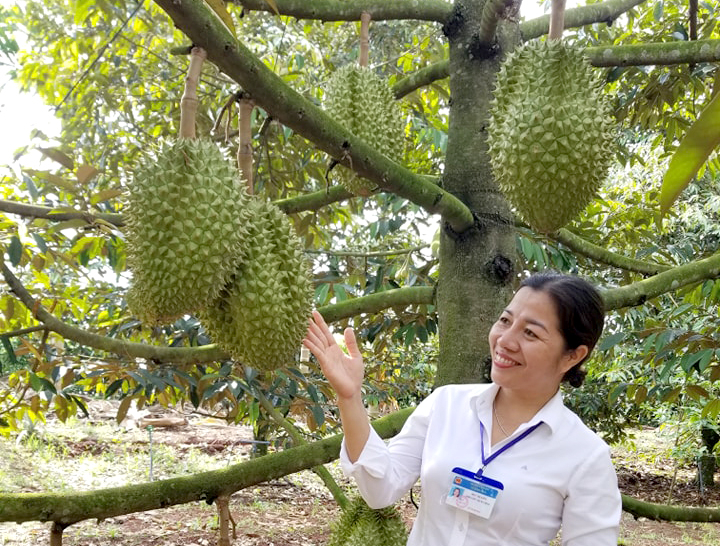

{"left": 488, "top": 287, "right": 587, "bottom": 399}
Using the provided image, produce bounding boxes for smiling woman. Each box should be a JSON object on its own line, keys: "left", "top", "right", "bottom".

{"left": 304, "top": 270, "right": 621, "bottom": 546}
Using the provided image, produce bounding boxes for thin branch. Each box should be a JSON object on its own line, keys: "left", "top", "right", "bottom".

{"left": 0, "top": 184, "right": 349, "bottom": 227}
{"left": 179, "top": 47, "right": 207, "bottom": 139}
{"left": 57, "top": 1, "right": 145, "bottom": 111}
{"left": 548, "top": 0, "right": 567, "bottom": 41}
{"left": 0, "top": 199, "right": 124, "bottom": 227}
{"left": 306, "top": 244, "right": 430, "bottom": 258}
{"left": 521, "top": 0, "right": 646, "bottom": 40}
{"left": 392, "top": 60, "right": 449, "bottom": 99}
{"left": 477, "top": 0, "right": 512, "bottom": 45}
{"left": 229, "top": 0, "right": 453, "bottom": 22}
{"left": 359, "top": 12, "right": 371, "bottom": 68}
{"left": 550, "top": 228, "right": 670, "bottom": 276}
{"left": 254, "top": 388, "right": 350, "bottom": 509}
{"left": 0, "top": 325, "right": 48, "bottom": 339}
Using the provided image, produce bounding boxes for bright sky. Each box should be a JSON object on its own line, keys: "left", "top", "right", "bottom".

{"left": 0, "top": 0, "right": 557, "bottom": 167}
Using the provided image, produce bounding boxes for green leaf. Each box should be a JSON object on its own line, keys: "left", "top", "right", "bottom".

{"left": 653, "top": 1, "right": 664, "bottom": 21}
{"left": 116, "top": 396, "right": 133, "bottom": 424}
{"left": 701, "top": 399, "right": 720, "bottom": 420}
{"left": 8, "top": 235, "right": 22, "bottom": 266}
{"left": 0, "top": 336, "right": 17, "bottom": 368}
{"left": 660, "top": 92, "right": 720, "bottom": 215}
{"left": 598, "top": 332, "right": 626, "bottom": 352}
{"left": 32, "top": 233, "right": 47, "bottom": 253}
{"left": 38, "top": 147, "right": 74, "bottom": 170}
{"left": 264, "top": 0, "right": 281, "bottom": 16}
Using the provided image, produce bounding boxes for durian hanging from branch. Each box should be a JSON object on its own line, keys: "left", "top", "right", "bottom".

{"left": 124, "top": 46, "right": 253, "bottom": 324}
{"left": 486, "top": 0, "right": 616, "bottom": 233}
{"left": 323, "top": 11, "right": 405, "bottom": 197}
{"left": 200, "top": 197, "right": 314, "bottom": 372}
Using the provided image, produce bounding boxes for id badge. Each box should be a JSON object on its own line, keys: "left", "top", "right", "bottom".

{"left": 445, "top": 467, "right": 504, "bottom": 519}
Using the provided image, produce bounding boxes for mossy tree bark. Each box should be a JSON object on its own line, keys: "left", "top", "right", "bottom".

{"left": 0, "top": 409, "right": 412, "bottom": 525}
{"left": 435, "top": 0, "right": 519, "bottom": 386}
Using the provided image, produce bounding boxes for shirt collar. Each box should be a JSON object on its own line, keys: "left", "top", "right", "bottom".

{"left": 470, "top": 383, "right": 566, "bottom": 435}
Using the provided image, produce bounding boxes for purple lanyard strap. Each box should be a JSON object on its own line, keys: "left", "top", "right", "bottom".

{"left": 477, "top": 420, "right": 543, "bottom": 476}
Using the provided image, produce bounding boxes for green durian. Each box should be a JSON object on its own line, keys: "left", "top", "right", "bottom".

{"left": 324, "top": 65, "right": 405, "bottom": 196}
{"left": 327, "top": 496, "right": 407, "bottom": 546}
{"left": 200, "top": 198, "right": 313, "bottom": 371}
{"left": 487, "top": 39, "right": 616, "bottom": 233}
{"left": 124, "top": 138, "right": 252, "bottom": 324}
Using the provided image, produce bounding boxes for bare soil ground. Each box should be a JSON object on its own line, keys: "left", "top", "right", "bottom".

{"left": 1, "top": 400, "right": 719, "bottom": 546}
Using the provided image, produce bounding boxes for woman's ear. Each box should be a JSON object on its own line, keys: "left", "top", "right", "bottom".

{"left": 561, "top": 345, "right": 589, "bottom": 373}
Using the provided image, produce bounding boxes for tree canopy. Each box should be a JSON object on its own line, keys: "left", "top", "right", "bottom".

{"left": 2, "top": 0, "right": 720, "bottom": 539}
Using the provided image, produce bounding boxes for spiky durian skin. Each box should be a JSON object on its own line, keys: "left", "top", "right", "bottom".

{"left": 200, "top": 198, "right": 313, "bottom": 371}
{"left": 487, "top": 40, "right": 616, "bottom": 233}
{"left": 328, "top": 496, "right": 407, "bottom": 546}
{"left": 324, "top": 65, "right": 405, "bottom": 195}
{"left": 124, "top": 138, "right": 251, "bottom": 324}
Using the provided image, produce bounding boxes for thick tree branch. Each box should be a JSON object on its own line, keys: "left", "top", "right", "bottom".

{"left": 601, "top": 251, "right": 720, "bottom": 310}
{"left": 0, "top": 258, "right": 226, "bottom": 365}
{"left": 550, "top": 228, "right": 670, "bottom": 276}
{"left": 0, "top": 199, "right": 123, "bottom": 227}
{"left": 153, "top": 0, "right": 475, "bottom": 233}
{"left": 0, "top": 186, "right": 351, "bottom": 228}
{"left": 391, "top": 38, "right": 720, "bottom": 98}
{"left": 319, "top": 287, "right": 435, "bottom": 323}
{"left": 0, "top": 407, "right": 413, "bottom": 525}
{"left": 521, "top": 0, "right": 646, "bottom": 40}
{"left": 622, "top": 494, "right": 720, "bottom": 522}
{"left": 273, "top": 186, "right": 353, "bottom": 214}
{"left": 393, "top": 60, "right": 450, "bottom": 99}
{"left": 1, "top": 260, "right": 434, "bottom": 363}
{"left": 230, "top": 0, "right": 453, "bottom": 22}
{"left": 586, "top": 39, "right": 720, "bottom": 67}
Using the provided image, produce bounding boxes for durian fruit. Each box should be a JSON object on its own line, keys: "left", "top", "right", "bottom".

{"left": 327, "top": 496, "right": 408, "bottom": 546}
{"left": 200, "top": 198, "right": 313, "bottom": 371}
{"left": 125, "top": 138, "right": 252, "bottom": 324}
{"left": 324, "top": 65, "right": 405, "bottom": 196}
{"left": 487, "top": 39, "right": 616, "bottom": 233}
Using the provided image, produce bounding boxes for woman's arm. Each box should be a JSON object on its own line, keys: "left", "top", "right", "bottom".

{"left": 561, "top": 444, "right": 622, "bottom": 545}
{"left": 303, "top": 310, "right": 369, "bottom": 462}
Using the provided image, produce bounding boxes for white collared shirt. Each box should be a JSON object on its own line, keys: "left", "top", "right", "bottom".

{"left": 340, "top": 383, "right": 621, "bottom": 545}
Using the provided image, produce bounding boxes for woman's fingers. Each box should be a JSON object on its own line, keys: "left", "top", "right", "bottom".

{"left": 343, "top": 327, "right": 361, "bottom": 359}
{"left": 311, "top": 309, "right": 336, "bottom": 345}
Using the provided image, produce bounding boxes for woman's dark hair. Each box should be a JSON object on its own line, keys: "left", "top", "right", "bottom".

{"left": 519, "top": 271, "right": 605, "bottom": 388}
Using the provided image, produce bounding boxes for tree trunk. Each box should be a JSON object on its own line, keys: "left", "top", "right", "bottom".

{"left": 436, "top": 0, "right": 519, "bottom": 386}
{"left": 698, "top": 425, "right": 719, "bottom": 490}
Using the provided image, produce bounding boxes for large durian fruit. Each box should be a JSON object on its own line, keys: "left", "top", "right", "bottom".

{"left": 487, "top": 39, "right": 616, "bottom": 233}
{"left": 327, "top": 496, "right": 408, "bottom": 546}
{"left": 324, "top": 65, "right": 405, "bottom": 196}
{"left": 125, "top": 138, "right": 252, "bottom": 324}
{"left": 200, "top": 198, "right": 313, "bottom": 371}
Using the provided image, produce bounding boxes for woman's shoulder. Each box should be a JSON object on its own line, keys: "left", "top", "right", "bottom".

{"left": 559, "top": 403, "right": 612, "bottom": 451}
{"left": 424, "top": 382, "right": 494, "bottom": 405}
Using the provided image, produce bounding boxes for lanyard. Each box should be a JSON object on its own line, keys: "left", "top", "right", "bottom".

{"left": 477, "top": 420, "right": 543, "bottom": 476}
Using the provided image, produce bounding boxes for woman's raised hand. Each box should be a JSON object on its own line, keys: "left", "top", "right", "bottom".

{"left": 303, "top": 310, "right": 364, "bottom": 401}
